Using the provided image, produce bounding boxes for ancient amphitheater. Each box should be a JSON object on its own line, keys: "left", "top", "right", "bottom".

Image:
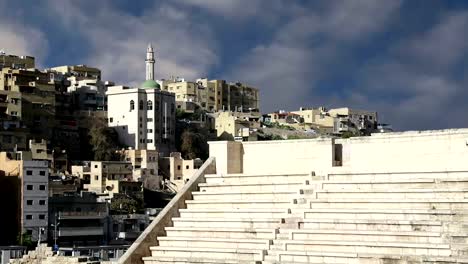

{"left": 120, "top": 129, "right": 468, "bottom": 264}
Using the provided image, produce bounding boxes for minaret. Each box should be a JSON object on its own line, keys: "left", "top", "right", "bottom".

{"left": 145, "top": 43, "right": 155, "bottom": 81}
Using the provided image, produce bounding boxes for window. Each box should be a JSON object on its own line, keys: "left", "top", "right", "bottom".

{"left": 147, "top": 129, "right": 153, "bottom": 133}
{"left": 147, "top": 139, "right": 153, "bottom": 143}
{"left": 147, "top": 100, "right": 153, "bottom": 110}
{"left": 186, "top": 165, "right": 190, "bottom": 169}
{"left": 26, "top": 170, "right": 32, "bottom": 175}
{"left": 27, "top": 185, "right": 33, "bottom": 190}
{"left": 39, "top": 214, "right": 45, "bottom": 220}
{"left": 26, "top": 215, "right": 33, "bottom": 220}
{"left": 94, "top": 164, "right": 98, "bottom": 168}
{"left": 39, "top": 185, "right": 46, "bottom": 190}
{"left": 171, "top": 103, "right": 175, "bottom": 114}
{"left": 109, "top": 117, "right": 113, "bottom": 123}
{"left": 39, "top": 200, "right": 46, "bottom": 205}
{"left": 27, "top": 200, "right": 33, "bottom": 205}
{"left": 155, "top": 101, "right": 160, "bottom": 110}
{"left": 147, "top": 118, "right": 153, "bottom": 122}
{"left": 95, "top": 175, "right": 99, "bottom": 180}
{"left": 26, "top": 229, "right": 32, "bottom": 235}
{"left": 139, "top": 100, "right": 144, "bottom": 110}
{"left": 39, "top": 171, "right": 46, "bottom": 176}
{"left": 177, "top": 165, "right": 181, "bottom": 171}
{"left": 130, "top": 100, "right": 135, "bottom": 110}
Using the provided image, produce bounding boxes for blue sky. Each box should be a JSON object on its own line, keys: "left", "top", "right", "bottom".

{"left": 1, "top": 0, "right": 468, "bottom": 130}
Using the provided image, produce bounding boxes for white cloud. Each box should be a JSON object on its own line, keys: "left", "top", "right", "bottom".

{"left": 0, "top": 11, "right": 48, "bottom": 67}
{"left": 46, "top": 1, "right": 219, "bottom": 86}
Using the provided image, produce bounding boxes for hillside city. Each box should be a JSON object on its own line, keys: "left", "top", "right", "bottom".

{"left": 0, "top": 45, "right": 389, "bottom": 261}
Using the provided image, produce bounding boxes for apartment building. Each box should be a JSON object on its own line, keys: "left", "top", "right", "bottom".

{"left": 80, "top": 161, "right": 134, "bottom": 198}
{"left": 328, "top": 107, "right": 378, "bottom": 134}
{"left": 48, "top": 192, "right": 109, "bottom": 247}
{"left": 0, "top": 152, "right": 48, "bottom": 242}
{"left": 22, "top": 160, "right": 49, "bottom": 242}
{"left": 50, "top": 65, "right": 101, "bottom": 80}
{"left": 0, "top": 52, "right": 35, "bottom": 70}
{"left": 0, "top": 68, "right": 56, "bottom": 140}
{"left": 159, "top": 152, "right": 202, "bottom": 191}
{"left": 160, "top": 78, "right": 260, "bottom": 113}
{"left": 213, "top": 111, "right": 258, "bottom": 141}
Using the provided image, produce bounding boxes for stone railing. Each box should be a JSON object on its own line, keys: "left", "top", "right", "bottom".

{"left": 118, "top": 157, "right": 216, "bottom": 264}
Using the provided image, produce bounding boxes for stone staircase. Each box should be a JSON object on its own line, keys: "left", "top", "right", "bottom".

{"left": 141, "top": 171, "right": 468, "bottom": 264}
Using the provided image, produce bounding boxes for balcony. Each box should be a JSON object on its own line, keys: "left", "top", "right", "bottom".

{"left": 58, "top": 211, "right": 107, "bottom": 220}
{"left": 338, "top": 117, "right": 349, "bottom": 123}
{"left": 58, "top": 227, "right": 104, "bottom": 237}
{"left": 117, "top": 231, "right": 140, "bottom": 240}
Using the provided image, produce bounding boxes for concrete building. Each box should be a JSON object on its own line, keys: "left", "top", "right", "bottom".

{"left": 160, "top": 78, "right": 260, "bottom": 113}
{"left": 158, "top": 152, "right": 202, "bottom": 191}
{"left": 0, "top": 68, "right": 56, "bottom": 140}
{"left": 66, "top": 78, "right": 111, "bottom": 111}
{"left": 120, "top": 149, "right": 160, "bottom": 189}
{"left": 213, "top": 111, "right": 258, "bottom": 141}
{"left": 49, "top": 65, "right": 101, "bottom": 80}
{"left": 111, "top": 214, "right": 151, "bottom": 245}
{"left": 0, "top": 170, "right": 21, "bottom": 246}
{"left": 22, "top": 160, "right": 49, "bottom": 243}
{"left": 107, "top": 44, "right": 176, "bottom": 155}
{"left": 48, "top": 192, "right": 109, "bottom": 247}
{"left": 0, "top": 52, "right": 35, "bottom": 70}
{"left": 0, "top": 152, "right": 49, "bottom": 243}
{"left": 81, "top": 161, "right": 134, "bottom": 198}
{"left": 328, "top": 107, "right": 378, "bottom": 135}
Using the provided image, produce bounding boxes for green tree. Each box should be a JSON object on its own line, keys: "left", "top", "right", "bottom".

{"left": 88, "top": 117, "right": 122, "bottom": 161}
{"left": 180, "top": 128, "right": 209, "bottom": 160}
{"left": 17, "top": 232, "right": 34, "bottom": 248}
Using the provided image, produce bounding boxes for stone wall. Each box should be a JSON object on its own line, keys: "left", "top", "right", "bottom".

{"left": 9, "top": 244, "right": 100, "bottom": 264}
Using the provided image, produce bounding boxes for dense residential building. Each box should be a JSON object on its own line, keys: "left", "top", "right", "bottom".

{"left": 49, "top": 65, "right": 101, "bottom": 80}
{"left": 48, "top": 192, "right": 109, "bottom": 247}
{"left": 212, "top": 111, "right": 259, "bottom": 141}
{"left": 0, "top": 52, "right": 35, "bottom": 70}
{"left": 0, "top": 68, "right": 56, "bottom": 140}
{"left": 119, "top": 149, "right": 160, "bottom": 189}
{"left": 110, "top": 214, "right": 151, "bottom": 244}
{"left": 270, "top": 106, "right": 379, "bottom": 135}
{"left": 0, "top": 168, "right": 21, "bottom": 245}
{"left": 0, "top": 152, "right": 48, "bottom": 242}
{"left": 76, "top": 161, "right": 134, "bottom": 199}
{"left": 158, "top": 152, "right": 202, "bottom": 191}
{"left": 107, "top": 44, "right": 176, "bottom": 155}
{"left": 66, "top": 78, "right": 112, "bottom": 111}
{"left": 160, "top": 77, "right": 260, "bottom": 113}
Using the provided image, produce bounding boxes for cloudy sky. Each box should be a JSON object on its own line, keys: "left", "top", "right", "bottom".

{"left": 1, "top": 0, "right": 468, "bottom": 131}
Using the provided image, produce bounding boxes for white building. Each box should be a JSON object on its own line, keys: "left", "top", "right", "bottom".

{"left": 22, "top": 160, "right": 48, "bottom": 242}
{"left": 106, "top": 44, "right": 176, "bottom": 156}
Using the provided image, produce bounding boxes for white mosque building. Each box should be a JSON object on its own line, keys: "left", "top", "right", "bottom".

{"left": 106, "top": 44, "right": 176, "bottom": 156}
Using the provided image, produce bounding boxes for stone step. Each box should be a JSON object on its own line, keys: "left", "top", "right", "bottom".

{"left": 297, "top": 218, "right": 456, "bottom": 233}
{"left": 308, "top": 189, "right": 468, "bottom": 199}
{"left": 301, "top": 208, "right": 462, "bottom": 221}
{"left": 198, "top": 182, "right": 305, "bottom": 192}
{"left": 172, "top": 217, "right": 284, "bottom": 229}
{"left": 308, "top": 199, "right": 468, "bottom": 210}
{"left": 205, "top": 173, "right": 310, "bottom": 184}
{"left": 157, "top": 236, "right": 272, "bottom": 250}
{"left": 283, "top": 229, "right": 443, "bottom": 244}
{"left": 179, "top": 208, "right": 289, "bottom": 219}
{"left": 268, "top": 250, "right": 361, "bottom": 264}
{"left": 280, "top": 240, "right": 452, "bottom": 256}
{"left": 186, "top": 199, "right": 295, "bottom": 209}
{"left": 143, "top": 256, "right": 258, "bottom": 264}
{"left": 319, "top": 178, "right": 468, "bottom": 190}
{"left": 146, "top": 247, "right": 265, "bottom": 262}
{"left": 164, "top": 226, "right": 278, "bottom": 239}
{"left": 192, "top": 191, "right": 297, "bottom": 201}
{"left": 327, "top": 171, "right": 468, "bottom": 182}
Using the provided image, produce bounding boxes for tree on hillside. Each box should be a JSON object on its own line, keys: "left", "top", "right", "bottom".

{"left": 180, "top": 128, "right": 209, "bottom": 160}
{"left": 88, "top": 117, "right": 122, "bottom": 161}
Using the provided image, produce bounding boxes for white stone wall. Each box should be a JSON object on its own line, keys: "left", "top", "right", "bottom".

{"left": 22, "top": 160, "right": 48, "bottom": 242}
{"left": 209, "top": 129, "right": 468, "bottom": 176}
{"left": 107, "top": 86, "right": 175, "bottom": 155}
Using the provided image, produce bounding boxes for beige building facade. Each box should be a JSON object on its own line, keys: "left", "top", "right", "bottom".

{"left": 0, "top": 53, "right": 35, "bottom": 70}
{"left": 213, "top": 111, "right": 258, "bottom": 141}
{"left": 158, "top": 152, "right": 202, "bottom": 191}
{"left": 160, "top": 77, "right": 260, "bottom": 113}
